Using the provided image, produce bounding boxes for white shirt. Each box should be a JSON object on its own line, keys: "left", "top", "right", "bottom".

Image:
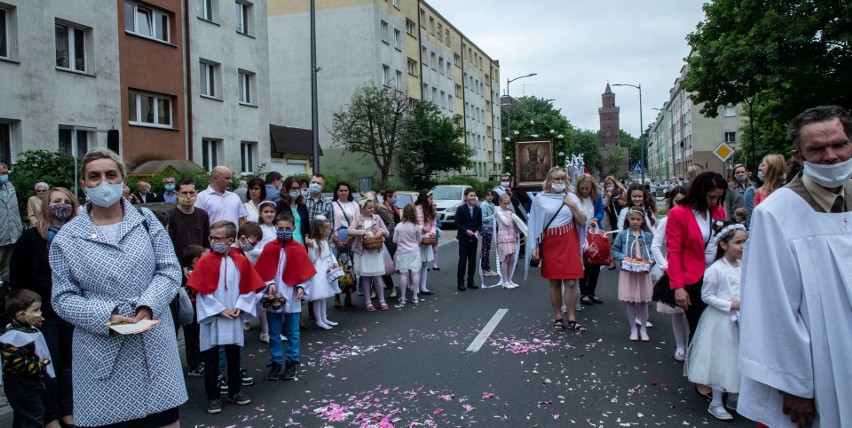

{"left": 196, "top": 186, "right": 247, "bottom": 226}
{"left": 195, "top": 256, "right": 258, "bottom": 351}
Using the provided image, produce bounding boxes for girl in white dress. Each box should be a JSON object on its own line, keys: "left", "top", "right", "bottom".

{"left": 651, "top": 186, "right": 689, "bottom": 361}
{"left": 684, "top": 223, "right": 747, "bottom": 421}
{"left": 306, "top": 216, "right": 341, "bottom": 329}
{"left": 491, "top": 193, "right": 527, "bottom": 288}
{"left": 392, "top": 204, "right": 422, "bottom": 306}
{"left": 245, "top": 201, "right": 277, "bottom": 342}
{"left": 347, "top": 199, "right": 390, "bottom": 311}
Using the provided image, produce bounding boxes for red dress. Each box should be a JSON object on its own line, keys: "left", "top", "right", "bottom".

{"left": 540, "top": 223, "right": 584, "bottom": 280}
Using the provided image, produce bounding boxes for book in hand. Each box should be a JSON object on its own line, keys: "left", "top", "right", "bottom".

{"left": 105, "top": 319, "right": 160, "bottom": 335}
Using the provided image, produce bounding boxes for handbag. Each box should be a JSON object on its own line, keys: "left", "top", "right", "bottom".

{"left": 652, "top": 273, "right": 676, "bottom": 307}
{"left": 337, "top": 253, "right": 356, "bottom": 292}
{"left": 530, "top": 202, "right": 566, "bottom": 267}
{"left": 420, "top": 235, "right": 438, "bottom": 245}
{"left": 363, "top": 235, "right": 384, "bottom": 250}
{"left": 176, "top": 287, "right": 194, "bottom": 325}
{"left": 381, "top": 246, "right": 395, "bottom": 276}
{"left": 583, "top": 226, "right": 612, "bottom": 265}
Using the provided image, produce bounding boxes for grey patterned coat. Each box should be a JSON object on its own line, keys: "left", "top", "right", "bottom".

{"left": 50, "top": 199, "right": 187, "bottom": 426}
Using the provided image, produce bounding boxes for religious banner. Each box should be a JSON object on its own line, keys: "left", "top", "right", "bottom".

{"left": 514, "top": 140, "right": 553, "bottom": 186}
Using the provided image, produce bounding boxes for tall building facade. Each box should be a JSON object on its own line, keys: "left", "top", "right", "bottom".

{"left": 598, "top": 83, "right": 627, "bottom": 178}
{"left": 1, "top": 0, "right": 273, "bottom": 174}
{"left": 267, "top": 0, "right": 501, "bottom": 182}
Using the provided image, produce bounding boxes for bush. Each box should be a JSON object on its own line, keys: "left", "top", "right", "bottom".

{"left": 437, "top": 176, "right": 498, "bottom": 197}
{"left": 8, "top": 150, "right": 79, "bottom": 223}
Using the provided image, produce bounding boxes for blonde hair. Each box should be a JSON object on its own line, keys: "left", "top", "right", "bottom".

{"left": 37, "top": 187, "right": 80, "bottom": 240}
{"left": 401, "top": 203, "right": 417, "bottom": 223}
{"left": 686, "top": 164, "right": 705, "bottom": 183}
{"left": 80, "top": 148, "right": 127, "bottom": 179}
{"left": 543, "top": 167, "right": 568, "bottom": 193}
{"left": 759, "top": 154, "right": 786, "bottom": 197}
{"left": 575, "top": 173, "right": 600, "bottom": 201}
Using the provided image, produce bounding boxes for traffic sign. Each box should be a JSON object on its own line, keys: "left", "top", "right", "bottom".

{"left": 713, "top": 142, "right": 735, "bottom": 162}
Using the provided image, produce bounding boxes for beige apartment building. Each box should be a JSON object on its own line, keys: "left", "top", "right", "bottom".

{"left": 267, "top": 0, "right": 501, "bottom": 183}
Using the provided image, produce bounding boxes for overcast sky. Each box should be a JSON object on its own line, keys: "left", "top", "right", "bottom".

{"left": 427, "top": 0, "right": 708, "bottom": 137}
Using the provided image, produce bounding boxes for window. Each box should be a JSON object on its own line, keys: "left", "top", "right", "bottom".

{"left": 201, "top": 138, "right": 221, "bottom": 171}
{"left": 430, "top": 52, "right": 436, "bottom": 70}
{"left": 724, "top": 105, "right": 736, "bottom": 117}
{"left": 238, "top": 69, "right": 255, "bottom": 104}
{"left": 395, "top": 70, "right": 403, "bottom": 90}
{"left": 439, "top": 91, "right": 445, "bottom": 108}
{"left": 58, "top": 127, "right": 89, "bottom": 158}
{"left": 454, "top": 54, "right": 460, "bottom": 66}
{"left": 125, "top": 1, "right": 170, "bottom": 43}
{"left": 446, "top": 61, "right": 452, "bottom": 77}
{"left": 421, "top": 46, "right": 427, "bottom": 66}
{"left": 445, "top": 29, "right": 450, "bottom": 46}
{"left": 380, "top": 20, "right": 388, "bottom": 44}
{"left": 0, "top": 6, "right": 14, "bottom": 60}
{"left": 197, "top": 0, "right": 217, "bottom": 21}
{"left": 55, "top": 22, "right": 89, "bottom": 73}
{"left": 447, "top": 94, "right": 453, "bottom": 111}
{"left": 407, "top": 59, "right": 417, "bottom": 76}
{"left": 128, "top": 91, "right": 173, "bottom": 127}
{"left": 725, "top": 132, "right": 736, "bottom": 143}
{"left": 438, "top": 57, "right": 444, "bottom": 75}
{"left": 235, "top": 1, "right": 251, "bottom": 35}
{"left": 393, "top": 28, "right": 401, "bottom": 50}
{"left": 392, "top": 0, "right": 399, "bottom": 8}
{"left": 240, "top": 141, "right": 256, "bottom": 173}
{"left": 382, "top": 64, "right": 390, "bottom": 86}
{"left": 437, "top": 23, "right": 442, "bottom": 36}
{"left": 455, "top": 84, "right": 461, "bottom": 97}
{"left": 405, "top": 19, "right": 415, "bottom": 36}
{"left": 0, "top": 122, "right": 11, "bottom": 164}
{"left": 199, "top": 60, "right": 220, "bottom": 98}
{"left": 428, "top": 17, "right": 434, "bottom": 34}
{"left": 432, "top": 88, "right": 437, "bottom": 104}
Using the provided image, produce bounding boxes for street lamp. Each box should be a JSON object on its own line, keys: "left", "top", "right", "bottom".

{"left": 505, "top": 73, "right": 537, "bottom": 144}
{"left": 612, "top": 83, "right": 645, "bottom": 184}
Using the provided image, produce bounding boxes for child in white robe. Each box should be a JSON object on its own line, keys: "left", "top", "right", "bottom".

{"left": 187, "top": 221, "right": 266, "bottom": 414}
{"left": 684, "top": 223, "right": 747, "bottom": 421}
{"left": 306, "top": 215, "right": 341, "bottom": 329}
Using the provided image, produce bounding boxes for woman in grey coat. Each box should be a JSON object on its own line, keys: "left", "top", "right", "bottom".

{"left": 50, "top": 148, "right": 186, "bottom": 427}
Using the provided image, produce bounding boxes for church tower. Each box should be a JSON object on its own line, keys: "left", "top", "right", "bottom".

{"left": 599, "top": 83, "right": 627, "bottom": 177}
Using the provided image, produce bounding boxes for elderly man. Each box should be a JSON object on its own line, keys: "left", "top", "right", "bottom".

{"left": 738, "top": 105, "right": 852, "bottom": 428}
{"left": 26, "top": 182, "right": 49, "bottom": 227}
{"left": 0, "top": 162, "right": 23, "bottom": 281}
{"left": 161, "top": 176, "right": 178, "bottom": 204}
{"left": 196, "top": 166, "right": 246, "bottom": 226}
{"left": 133, "top": 180, "right": 158, "bottom": 204}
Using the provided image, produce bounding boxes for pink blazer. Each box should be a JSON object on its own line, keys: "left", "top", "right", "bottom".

{"left": 665, "top": 204, "right": 718, "bottom": 289}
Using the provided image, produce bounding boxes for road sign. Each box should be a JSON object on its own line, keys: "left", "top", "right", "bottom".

{"left": 713, "top": 142, "right": 735, "bottom": 162}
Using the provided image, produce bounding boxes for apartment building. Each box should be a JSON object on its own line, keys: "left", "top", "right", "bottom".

{"left": 267, "top": 0, "right": 501, "bottom": 182}
{"left": 1, "top": 0, "right": 272, "bottom": 174}
{"left": 647, "top": 102, "right": 671, "bottom": 180}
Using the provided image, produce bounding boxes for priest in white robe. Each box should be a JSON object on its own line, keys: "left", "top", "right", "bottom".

{"left": 737, "top": 106, "right": 852, "bottom": 427}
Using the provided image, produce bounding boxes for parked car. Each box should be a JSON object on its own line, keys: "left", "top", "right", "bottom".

{"left": 429, "top": 185, "right": 470, "bottom": 227}
{"left": 392, "top": 191, "right": 419, "bottom": 210}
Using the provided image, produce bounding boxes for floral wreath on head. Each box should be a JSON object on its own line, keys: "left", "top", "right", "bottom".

{"left": 716, "top": 223, "right": 747, "bottom": 242}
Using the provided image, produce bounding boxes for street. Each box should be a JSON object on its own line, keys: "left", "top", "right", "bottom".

{"left": 177, "top": 239, "right": 753, "bottom": 427}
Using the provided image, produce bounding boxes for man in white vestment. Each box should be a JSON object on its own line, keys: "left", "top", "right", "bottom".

{"left": 738, "top": 105, "right": 852, "bottom": 427}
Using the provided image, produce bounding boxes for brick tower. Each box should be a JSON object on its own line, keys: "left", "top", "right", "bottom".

{"left": 599, "top": 83, "right": 628, "bottom": 177}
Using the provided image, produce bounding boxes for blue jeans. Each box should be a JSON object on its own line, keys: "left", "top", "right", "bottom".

{"left": 267, "top": 311, "right": 301, "bottom": 364}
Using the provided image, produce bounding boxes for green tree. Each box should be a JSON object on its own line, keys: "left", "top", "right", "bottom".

{"left": 399, "top": 101, "right": 471, "bottom": 184}
{"left": 607, "top": 149, "right": 625, "bottom": 177}
{"left": 683, "top": 0, "right": 852, "bottom": 164}
{"left": 330, "top": 84, "right": 410, "bottom": 187}
{"left": 8, "top": 150, "right": 78, "bottom": 222}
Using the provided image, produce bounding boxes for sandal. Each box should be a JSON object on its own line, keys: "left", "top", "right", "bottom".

{"left": 365, "top": 304, "right": 376, "bottom": 312}
{"left": 565, "top": 320, "right": 587, "bottom": 332}
{"left": 552, "top": 319, "right": 565, "bottom": 331}
{"left": 380, "top": 303, "right": 389, "bottom": 311}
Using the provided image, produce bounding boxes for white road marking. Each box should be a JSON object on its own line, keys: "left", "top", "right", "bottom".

{"left": 466, "top": 309, "right": 508, "bottom": 352}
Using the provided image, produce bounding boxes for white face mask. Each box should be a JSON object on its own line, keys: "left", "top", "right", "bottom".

{"left": 803, "top": 157, "right": 852, "bottom": 188}
{"left": 87, "top": 181, "right": 125, "bottom": 208}
{"left": 551, "top": 183, "right": 566, "bottom": 193}
{"left": 500, "top": 181, "right": 510, "bottom": 188}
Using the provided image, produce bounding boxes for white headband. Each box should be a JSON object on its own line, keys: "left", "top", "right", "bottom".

{"left": 315, "top": 214, "right": 328, "bottom": 221}
{"left": 716, "top": 223, "right": 746, "bottom": 242}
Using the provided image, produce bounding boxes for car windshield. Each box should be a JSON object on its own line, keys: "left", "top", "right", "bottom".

{"left": 394, "top": 194, "right": 413, "bottom": 208}
{"left": 431, "top": 187, "right": 463, "bottom": 201}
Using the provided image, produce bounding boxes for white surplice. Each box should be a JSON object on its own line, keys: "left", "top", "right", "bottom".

{"left": 738, "top": 187, "right": 852, "bottom": 427}
{"left": 196, "top": 256, "right": 258, "bottom": 352}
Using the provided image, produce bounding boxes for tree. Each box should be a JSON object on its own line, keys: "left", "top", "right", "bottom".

{"left": 683, "top": 0, "right": 852, "bottom": 164}
{"left": 330, "top": 84, "right": 410, "bottom": 187}
{"left": 606, "top": 149, "right": 625, "bottom": 177}
{"left": 399, "top": 101, "right": 471, "bottom": 184}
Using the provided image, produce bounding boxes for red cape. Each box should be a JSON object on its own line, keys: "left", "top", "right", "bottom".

{"left": 254, "top": 239, "right": 316, "bottom": 286}
{"left": 187, "top": 247, "right": 267, "bottom": 295}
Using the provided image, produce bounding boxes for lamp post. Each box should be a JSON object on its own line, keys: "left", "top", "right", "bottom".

{"left": 505, "top": 73, "right": 537, "bottom": 145}
{"left": 612, "top": 83, "right": 644, "bottom": 184}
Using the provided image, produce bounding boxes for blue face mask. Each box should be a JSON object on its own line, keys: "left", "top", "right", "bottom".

{"left": 308, "top": 183, "right": 322, "bottom": 194}
{"left": 0, "top": 174, "right": 8, "bottom": 184}
{"left": 757, "top": 170, "right": 765, "bottom": 181}
{"left": 391, "top": 198, "right": 397, "bottom": 204}
{"left": 165, "top": 184, "right": 176, "bottom": 192}
{"left": 211, "top": 242, "right": 230, "bottom": 254}
{"left": 86, "top": 181, "right": 124, "bottom": 208}
{"left": 277, "top": 228, "right": 293, "bottom": 241}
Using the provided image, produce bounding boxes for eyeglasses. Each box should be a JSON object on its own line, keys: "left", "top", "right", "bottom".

{"left": 209, "top": 235, "right": 231, "bottom": 242}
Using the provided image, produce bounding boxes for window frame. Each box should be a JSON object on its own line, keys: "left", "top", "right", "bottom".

{"left": 240, "top": 141, "right": 256, "bottom": 174}
{"left": 55, "top": 21, "right": 90, "bottom": 73}
{"left": 382, "top": 64, "right": 390, "bottom": 86}
{"left": 199, "top": 60, "right": 220, "bottom": 99}
{"left": 125, "top": 1, "right": 171, "bottom": 44}
{"left": 0, "top": 121, "right": 12, "bottom": 165}
{"left": 724, "top": 131, "right": 736, "bottom": 143}
{"left": 393, "top": 28, "right": 402, "bottom": 50}
{"left": 58, "top": 126, "right": 91, "bottom": 158}
{"left": 407, "top": 58, "right": 417, "bottom": 76}
{"left": 201, "top": 138, "right": 221, "bottom": 171}
{"left": 405, "top": 19, "right": 415, "bottom": 36}
{"left": 380, "top": 20, "right": 389, "bottom": 44}
{"left": 235, "top": 0, "right": 252, "bottom": 36}
{"left": 238, "top": 69, "right": 255, "bottom": 105}
{"left": 0, "top": 7, "right": 10, "bottom": 60}
{"left": 128, "top": 90, "right": 174, "bottom": 128}
{"left": 395, "top": 69, "right": 403, "bottom": 90}
{"left": 723, "top": 105, "right": 736, "bottom": 117}
{"left": 197, "top": 0, "right": 217, "bottom": 22}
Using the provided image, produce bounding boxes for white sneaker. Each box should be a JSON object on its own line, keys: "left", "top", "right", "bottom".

{"left": 412, "top": 296, "right": 419, "bottom": 305}
{"left": 325, "top": 320, "right": 338, "bottom": 326}
{"left": 280, "top": 335, "right": 288, "bottom": 341}
{"left": 509, "top": 282, "right": 520, "bottom": 288}
{"left": 260, "top": 333, "right": 269, "bottom": 343}
{"left": 499, "top": 282, "right": 509, "bottom": 289}
{"left": 708, "top": 403, "right": 733, "bottom": 421}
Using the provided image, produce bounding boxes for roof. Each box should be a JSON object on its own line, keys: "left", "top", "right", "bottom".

{"left": 131, "top": 160, "right": 205, "bottom": 174}
{"left": 270, "top": 124, "right": 323, "bottom": 157}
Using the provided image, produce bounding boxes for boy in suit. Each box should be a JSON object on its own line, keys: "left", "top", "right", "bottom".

{"left": 455, "top": 188, "right": 482, "bottom": 291}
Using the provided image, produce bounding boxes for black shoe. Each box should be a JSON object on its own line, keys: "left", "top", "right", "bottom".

{"left": 457, "top": 284, "right": 466, "bottom": 291}
{"left": 227, "top": 391, "right": 251, "bottom": 405}
{"left": 420, "top": 291, "right": 434, "bottom": 296}
{"left": 266, "top": 362, "right": 282, "bottom": 381}
{"left": 217, "top": 375, "right": 228, "bottom": 393}
{"left": 240, "top": 368, "right": 255, "bottom": 386}
{"left": 468, "top": 284, "right": 480, "bottom": 289}
{"left": 206, "top": 399, "right": 222, "bottom": 414}
{"left": 283, "top": 361, "right": 298, "bottom": 380}
{"left": 432, "top": 267, "right": 441, "bottom": 271}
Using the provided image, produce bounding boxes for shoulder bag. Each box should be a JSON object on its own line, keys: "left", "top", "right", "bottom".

{"left": 529, "top": 202, "right": 565, "bottom": 267}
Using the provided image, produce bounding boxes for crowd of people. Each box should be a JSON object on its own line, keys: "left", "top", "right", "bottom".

{"left": 0, "top": 105, "right": 848, "bottom": 427}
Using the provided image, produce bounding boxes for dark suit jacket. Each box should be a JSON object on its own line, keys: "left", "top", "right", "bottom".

{"left": 133, "top": 191, "right": 160, "bottom": 204}
{"left": 275, "top": 201, "right": 311, "bottom": 241}
{"left": 455, "top": 204, "right": 482, "bottom": 240}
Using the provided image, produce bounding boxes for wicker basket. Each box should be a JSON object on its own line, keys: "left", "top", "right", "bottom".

{"left": 363, "top": 236, "right": 385, "bottom": 250}
{"left": 420, "top": 236, "right": 438, "bottom": 245}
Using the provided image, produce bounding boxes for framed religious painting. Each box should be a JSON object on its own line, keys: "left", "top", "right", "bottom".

{"left": 514, "top": 140, "right": 553, "bottom": 186}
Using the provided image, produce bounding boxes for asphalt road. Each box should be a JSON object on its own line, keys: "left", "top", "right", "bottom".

{"left": 175, "top": 240, "right": 754, "bottom": 427}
